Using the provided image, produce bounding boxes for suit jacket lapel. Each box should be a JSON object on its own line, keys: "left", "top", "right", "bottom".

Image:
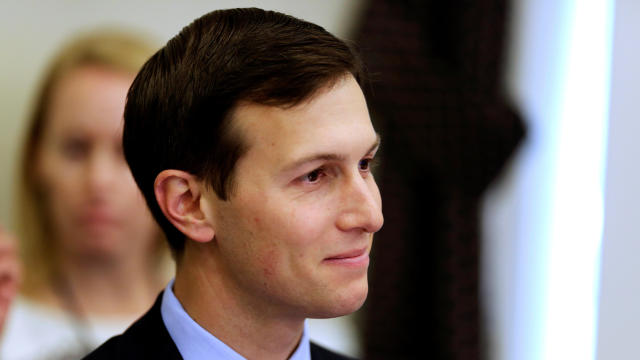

{"left": 114, "top": 292, "right": 183, "bottom": 359}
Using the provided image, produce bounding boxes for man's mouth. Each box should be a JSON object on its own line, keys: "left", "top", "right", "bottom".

{"left": 323, "top": 247, "right": 370, "bottom": 267}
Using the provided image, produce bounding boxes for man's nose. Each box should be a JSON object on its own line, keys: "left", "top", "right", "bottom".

{"left": 336, "top": 175, "right": 384, "bottom": 233}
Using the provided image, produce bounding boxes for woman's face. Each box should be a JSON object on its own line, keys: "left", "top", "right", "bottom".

{"left": 36, "top": 65, "right": 158, "bottom": 262}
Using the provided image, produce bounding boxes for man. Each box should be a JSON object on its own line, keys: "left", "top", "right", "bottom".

{"left": 86, "top": 8, "right": 383, "bottom": 360}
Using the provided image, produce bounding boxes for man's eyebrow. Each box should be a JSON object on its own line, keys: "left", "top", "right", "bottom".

{"left": 281, "top": 133, "right": 381, "bottom": 173}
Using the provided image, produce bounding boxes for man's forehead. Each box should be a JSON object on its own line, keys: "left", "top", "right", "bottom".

{"left": 231, "top": 78, "right": 348, "bottom": 119}
{"left": 226, "top": 76, "right": 374, "bottom": 171}
{"left": 230, "top": 76, "right": 366, "bottom": 136}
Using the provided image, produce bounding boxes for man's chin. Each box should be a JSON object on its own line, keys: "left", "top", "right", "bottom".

{"left": 308, "top": 284, "right": 369, "bottom": 319}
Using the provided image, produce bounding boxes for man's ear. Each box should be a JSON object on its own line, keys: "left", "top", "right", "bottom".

{"left": 154, "top": 170, "right": 215, "bottom": 243}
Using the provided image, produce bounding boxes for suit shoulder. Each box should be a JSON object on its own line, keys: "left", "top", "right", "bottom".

{"left": 310, "top": 342, "right": 358, "bottom": 360}
{"left": 83, "top": 317, "right": 181, "bottom": 359}
{"left": 83, "top": 292, "right": 181, "bottom": 359}
{"left": 83, "top": 335, "right": 122, "bottom": 359}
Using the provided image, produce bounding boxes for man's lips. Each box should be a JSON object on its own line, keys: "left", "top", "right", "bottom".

{"left": 326, "top": 247, "right": 367, "bottom": 260}
{"left": 323, "top": 247, "right": 370, "bottom": 267}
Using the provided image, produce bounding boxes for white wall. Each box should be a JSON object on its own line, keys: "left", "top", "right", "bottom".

{"left": 483, "top": 0, "right": 613, "bottom": 359}
{"left": 597, "top": 0, "right": 640, "bottom": 358}
{"left": 482, "top": 1, "right": 574, "bottom": 358}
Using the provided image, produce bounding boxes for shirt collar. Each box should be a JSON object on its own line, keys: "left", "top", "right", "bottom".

{"left": 160, "top": 279, "right": 311, "bottom": 360}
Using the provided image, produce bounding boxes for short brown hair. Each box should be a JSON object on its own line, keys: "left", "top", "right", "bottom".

{"left": 124, "top": 8, "right": 365, "bottom": 253}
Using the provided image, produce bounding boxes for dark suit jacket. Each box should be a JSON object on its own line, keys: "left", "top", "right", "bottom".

{"left": 84, "top": 293, "right": 355, "bottom": 360}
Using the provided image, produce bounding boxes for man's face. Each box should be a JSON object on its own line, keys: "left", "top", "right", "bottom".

{"left": 203, "top": 75, "right": 383, "bottom": 320}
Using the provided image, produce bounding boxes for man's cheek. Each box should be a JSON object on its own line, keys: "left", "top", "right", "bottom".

{"left": 287, "top": 207, "right": 328, "bottom": 239}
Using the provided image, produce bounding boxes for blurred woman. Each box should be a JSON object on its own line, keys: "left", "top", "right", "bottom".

{"left": 0, "top": 30, "right": 170, "bottom": 360}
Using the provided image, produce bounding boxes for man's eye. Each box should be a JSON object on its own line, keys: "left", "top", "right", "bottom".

{"left": 359, "top": 159, "right": 371, "bottom": 172}
{"left": 302, "top": 168, "right": 325, "bottom": 183}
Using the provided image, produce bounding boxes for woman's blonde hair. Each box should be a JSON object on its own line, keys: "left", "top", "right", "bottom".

{"left": 14, "top": 29, "right": 162, "bottom": 296}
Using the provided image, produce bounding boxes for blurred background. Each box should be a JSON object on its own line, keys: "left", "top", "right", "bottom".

{"left": 0, "top": 0, "right": 637, "bottom": 359}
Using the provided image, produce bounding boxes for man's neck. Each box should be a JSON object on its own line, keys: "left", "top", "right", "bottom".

{"left": 174, "top": 242, "right": 305, "bottom": 360}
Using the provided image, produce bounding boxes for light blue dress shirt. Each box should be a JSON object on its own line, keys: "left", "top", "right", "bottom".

{"left": 160, "top": 280, "right": 311, "bottom": 360}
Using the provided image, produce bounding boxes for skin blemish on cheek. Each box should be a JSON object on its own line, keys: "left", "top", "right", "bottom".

{"left": 260, "top": 248, "right": 278, "bottom": 277}
{"left": 262, "top": 266, "right": 274, "bottom": 277}
{"left": 261, "top": 257, "right": 278, "bottom": 279}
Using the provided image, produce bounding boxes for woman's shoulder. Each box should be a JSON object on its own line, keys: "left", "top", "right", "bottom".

{"left": 0, "top": 296, "right": 82, "bottom": 359}
{"left": 4, "top": 295, "right": 70, "bottom": 329}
